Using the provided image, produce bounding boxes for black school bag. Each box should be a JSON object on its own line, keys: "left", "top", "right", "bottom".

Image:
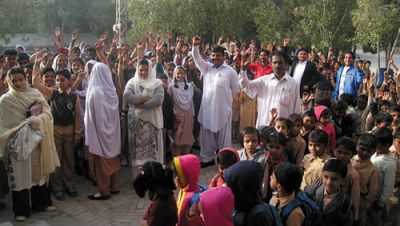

{"left": 280, "top": 192, "right": 321, "bottom": 226}
{"left": 234, "top": 202, "right": 283, "bottom": 226}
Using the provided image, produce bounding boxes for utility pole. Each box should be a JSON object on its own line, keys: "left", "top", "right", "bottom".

{"left": 115, "top": 0, "right": 128, "bottom": 45}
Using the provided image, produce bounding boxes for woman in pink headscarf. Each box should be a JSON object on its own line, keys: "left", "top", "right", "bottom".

{"left": 188, "top": 187, "right": 234, "bottom": 226}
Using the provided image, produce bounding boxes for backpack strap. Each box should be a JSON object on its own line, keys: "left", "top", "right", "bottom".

{"left": 281, "top": 198, "right": 303, "bottom": 225}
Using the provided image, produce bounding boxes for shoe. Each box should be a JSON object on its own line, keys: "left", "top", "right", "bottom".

{"left": 121, "top": 158, "right": 129, "bottom": 167}
{"left": 88, "top": 192, "right": 110, "bottom": 200}
{"left": 54, "top": 191, "right": 65, "bottom": 201}
{"left": 44, "top": 205, "right": 57, "bottom": 212}
{"left": 15, "top": 215, "right": 26, "bottom": 222}
{"left": 110, "top": 190, "right": 120, "bottom": 195}
{"left": 65, "top": 188, "right": 78, "bottom": 198}
{"left": 200, "top": 160, "right": 215, "bottom": 168}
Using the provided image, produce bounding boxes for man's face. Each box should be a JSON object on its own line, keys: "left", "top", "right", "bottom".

{"left": 259, "top": 52, "right": 269, "bottom": 64}
{"left": 298, "top": 50, "right": 308, "bottom": 62}
{"left": 271, "top": 55, "right": 286, "bottom": 77}
{"left": 211, "top": 51, "right": 224, "bottom": 68}
{"left": 344, "top": 53, "right": 353, "bottom": 67}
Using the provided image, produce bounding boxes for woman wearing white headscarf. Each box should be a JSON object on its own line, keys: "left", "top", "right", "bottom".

{"left": 124, "top": 59, "right": 164, "bottom": 175}
{"left": 167, "top": 66, "right": 195, "bottom": 155}
{"left": 52, "top": 54, "right": 71, "bottom": 72}
{"left": 84, "top": 63, "right": 121, "bottom": 200}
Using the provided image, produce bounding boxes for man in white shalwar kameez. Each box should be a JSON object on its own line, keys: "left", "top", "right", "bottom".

{"left": 192, "top": 36, "right": 240, "bottom": 166}
{"left": 239, "top": 51, "right": 301, "bottom": 128}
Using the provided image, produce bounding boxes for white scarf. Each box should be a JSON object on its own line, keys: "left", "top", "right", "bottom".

{"left": 170, "top": 66, "right": 194, "bottom": 110}
{"left": 52, "top": 54, "right": 71, "bottom": 72}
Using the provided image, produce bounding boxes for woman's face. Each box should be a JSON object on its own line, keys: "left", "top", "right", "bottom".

{"left": 138, "top": 64, "right": 149, "bottom": 80}
{"left": 72, "top": 61, "right": 83, "bottom": 74}
{"left": 10, "top": 73, "right": 27, "bottom": 91}
{"left": 57, "top": 55, "right": 67, "bottom": 69}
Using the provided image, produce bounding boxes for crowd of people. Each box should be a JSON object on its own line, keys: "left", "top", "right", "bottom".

{"left": 0, "top": 29, "right": 400, "bottom": 226}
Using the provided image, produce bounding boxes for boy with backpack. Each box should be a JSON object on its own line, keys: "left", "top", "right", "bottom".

{"left": 270, "top": 162, "right": 320, "bottom": 226}
{"left": 305, "top": 159, "right": 354, "bottom": 226}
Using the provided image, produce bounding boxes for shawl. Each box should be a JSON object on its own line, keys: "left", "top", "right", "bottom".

{"left": 170, "top": 66, "right": 194, "bottom": 111}
{"left": 52, "top": 54, "right": 71, "bottom": 72}
{"left": 84, "top": 63, "right": 121, "bottom": 158}
{"left": 0, "top": 74, "right": 60, "bottom": 182}
{"left": 125, "top": 59, "right": 163, "bottom": 128}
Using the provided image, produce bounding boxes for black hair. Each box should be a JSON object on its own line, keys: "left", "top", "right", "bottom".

{"left": 323, "top": 159, "right": 348, "bottom": 179}
{"left": 297, "top": 48, "right": 308, "bottom": 53}
{"left": 289, "top": 113, "right": 303, "bottom": 125}
{"left": 394, "top": 127, "right": 400, "bottom": 139}
{"left": 333, "top": 100, "right": 348, "bottom": 111}
{"left": 4, "top": 49, "right": 17, "bottom": 56}
{"left": 72, "top": 46, "right": 81, "bottom": 53}
{"left": 270, "top": 51, "right": 286, "bottom": 60}
{"left": 275, "top": 117, "right": 291, "bottom": 128}
{"left": 17, "top": 52, "right": 29, "bottom": 62}
{"left": 336, "top": 136, "right": 357, "bottom": 155}
{"left": 211, "top": 46, "right": 226, "bottom": 55}
{"left": 41, "top": 67, "right": 55, "bottom": 76}
{"left": 308, "top": 129, "right": 329, "bottom": 145}
{"left": 339, "top": 93, "right": 354, "bottom": 107}
{"left": 216, "top": 148, "right": 239, "bottom": 167}
{"left": 259, "top": 49, "right": 270, "bottom": 56}
{"left": 315, "top": 97, "right": 332, "bottom": 109}
{"left": 274, "top": 162, "right": 303, "bottom": 194}
{"left": 357, "top": 94, "right": 368, "bottom": 103}
{"left": 319, "top": 108, "right": 331, "bottom": 118}
{"left": 138, "top": 58, "right": 149, "bottom": 66}
{"left": 259, "top": 126, "right": 277, "bottom": 141}
{"left": 55, "top": 69, "right": 71, "bottom": 80}
{"left": 71, "top": 57, "right": 84, "bottom": 66}
{"left": 374, "top": 111, "right": 393, "bottom": 125}
{"left": 365, "top": 60, "right": 371, "bottom": 64}
{"left": 303, "top": 110, "right": 316, "bottom": 119}
{"left": 269, "top": 132, "right": 288, "bottom": 148}
{"left": 372, "top": 127, "right": 393, "bottom": 149}
{"left": 7, "top": 67, "right": 26, "bottom": 78}
{"left": 133, "top": 161, "right": 175, "bottom": 201}
{"left": 358, "top": 133, "right": 378, "bottom": 149}
{"left": 156, "top": 73, "right": 168, "bottom": 80}
{"left": 345, "top": 51, "right": 355, "bottom": 59}
{"left": 240, "top": 127, "right": 260, "bottom": 147}
{"left": 173, "top": 66, "right": 189, "bottom": 90}
{"left": 380, "top": 100, "right": 391, "bottom": 108}
{"left": 390, "top": 105, "right": 400, "bottom": 113}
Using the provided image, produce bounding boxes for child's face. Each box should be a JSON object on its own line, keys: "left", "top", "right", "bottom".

{"left": 319, "top": 114, "right": 330, "bottom": 126}
{"left": 243, "top": 133, "right": 259, "bottom": 156}
{"left": 290, "top": 121, "right": 302, "bottom": 136}
{"left": 390, "top": 111, "right": 400, "bottom": 125}
{"left": 303, "top": 116, "right": 316, "bottom": 131}
{"left": 259, "top": 138, "right": 268, "bottom": 151}
{"left": 308, "top": 141, "right": 326, "bottom": 157}
{"left": 323, "top": 171, "right": 344, "bottom": 194}
{"left": 175, "top": 69, "right": 186, "bottom": 82}
{"left": 334, "top": 145, "right": 353, "bottom": 165}
{"left": 268, "top": 142, "right": 285, "bottom": 160}
{"left": 377, "top": 122, "right": 391, "bottom": 129}
{"left": 174, "top": 175, "right": 185, "bottom": 189}
{"left": 394, "top": 138, "right": 400, "bottom": 153}
{"left": 356, "top": 98, "right": 368, "bottom": 110}
{"left": 269, "top": 172, "right": 278, "bottom": 191}
{"left": 381, "top": 105, "right": 390, "bottom": 113}
{"left": 356, "top": 143, "right": 375, "bottom": 161}
{"left": 56, "top": 75, "right": 70, "bottom": 91}
{"left": 275, "top": 121, "right": 288, "bottom": 137}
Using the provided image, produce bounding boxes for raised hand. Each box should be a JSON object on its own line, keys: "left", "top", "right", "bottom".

{"left": 283, "top": 38, "right": 290, "bottom": 47}
{"left": 192, "top": 35, "right": 201, "bottom": 46}
{"left": 270, "top": 108, "right": 278, "bottom": 120}
{"left": 34, "top": 49, "right": 48, "bottom": 64}
{"left": 71, "top": 31, "right": 79, "bottom": 42}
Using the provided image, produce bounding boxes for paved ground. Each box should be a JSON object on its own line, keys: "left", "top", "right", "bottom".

{"left": 0, "top": 153, "right": 217, "bottom": 226}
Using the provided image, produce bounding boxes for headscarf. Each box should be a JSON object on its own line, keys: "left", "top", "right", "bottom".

{"left": 224, "top": 161, "right": 264, "bottom": 211}
{"left": 314, "top": 105, "right": 329, "bottom": 122}
{"left": 52, "top": 54, "right": 71, "bottom": 72}
{"left": 125, "top": 59, "right": 163, "bottom": 129}
{"left": 0, "top": 71, "right": 60, "bottom": 188}
{"left": 84, "top": 63, "right": 121, "bottom": 159}
{"left": 15, "top": 44, "right": 26, "bottom": 52}
{"left": 199, "top": 187, "right": 234, "bottom": 226}
{"left": 170, "top": 66, "right": 194, "bottom": 110}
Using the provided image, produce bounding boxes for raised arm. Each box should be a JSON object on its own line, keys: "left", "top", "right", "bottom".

{"left": 191, "top": 36, "right": 209, "bottom": 74}
{"left": 32, "top": 50, "right": 53, "bottom": 100}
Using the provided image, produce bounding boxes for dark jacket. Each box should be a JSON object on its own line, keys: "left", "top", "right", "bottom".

{"left": 290, "top": 60, "right": 329, "bottom": 95}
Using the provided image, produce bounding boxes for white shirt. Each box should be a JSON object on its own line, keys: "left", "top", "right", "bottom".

{"left": 293, "top": 61, "right": 307, "bottom": 85}
{"left": 338, "top": 66, "right": 350, "bottom": 97}
{"left": 239, "top": 71, "right": 301, "bottom": 128}
{"left": 192, "top": 46, "right": 240, "bottom": 132}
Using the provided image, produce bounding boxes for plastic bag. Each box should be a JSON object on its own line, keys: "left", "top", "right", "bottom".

{"left": 5, "top": 123, "right": 44, "bottom": 161}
